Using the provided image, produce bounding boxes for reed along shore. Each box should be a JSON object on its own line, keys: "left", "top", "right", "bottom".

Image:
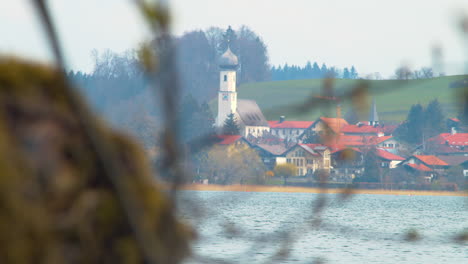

{"left": 181, "top": 184, "right": 468, "bottom": 197}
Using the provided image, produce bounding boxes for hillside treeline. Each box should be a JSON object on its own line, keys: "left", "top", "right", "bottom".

{"left": 271, "top": 63, "right": 358, "bottom": 80}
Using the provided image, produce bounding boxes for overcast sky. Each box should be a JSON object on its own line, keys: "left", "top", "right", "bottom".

{"left": 1, "top": 0, "right": 467, "bottom": 77}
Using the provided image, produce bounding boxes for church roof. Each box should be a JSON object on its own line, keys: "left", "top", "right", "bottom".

{"left": 236, "top": 99, "right": 269, "bottom": 127}
{"left": 218, "top": 47, "right": 238, "bottom": 69}
{"left": 268, "top": 120, "right": 314, "bottom": 129}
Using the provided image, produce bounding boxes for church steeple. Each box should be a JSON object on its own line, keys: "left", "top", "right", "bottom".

{"left": 216, "top": 46, "right": 239, "bottom": 128}
{"left": 369, "top": 98, "right": 379, "bottom": 126}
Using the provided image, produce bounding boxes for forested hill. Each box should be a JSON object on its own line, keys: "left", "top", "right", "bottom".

{"left": 235, "top": 75, "right": 468, "bottom": 122}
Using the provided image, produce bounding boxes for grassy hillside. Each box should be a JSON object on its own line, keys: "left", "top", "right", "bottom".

{"left": 229, "top": 75, "right": 467, "bottom": 122}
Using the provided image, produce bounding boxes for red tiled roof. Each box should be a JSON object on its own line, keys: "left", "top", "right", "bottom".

{"left": 317, "top": 117, "right": 349, "bottom": 134}
{"left": 326, "top": 135, "right": 393, "bottom": 147}
{"left": 268, "top": 120, "right": 314, "bottom": 129}
{"left": 375, "top": 148, "right": 405, "bottom": 161}
{"left": 342, "top": 125, "right": 383, "bottom": 134}
{"left": 331, "top": 147, "right": 362, "bottom": 154}
{"left": 216, "top": 135, "right": 243, "bottom": 145}
{"left": 406, "top": 163, "right": 432, "bottom": 172}
{"left": 429, "top": 133, "right": 468, "bottom": 146}
{"left": 342, "top": 124, "right": 397, "bottom": 135}
{"left": 414, "top": 155, "right": 449, "bottom": 166}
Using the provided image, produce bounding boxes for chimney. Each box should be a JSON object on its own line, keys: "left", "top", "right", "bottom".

{"left": 279, "top": 116, "right": 285, "bottom": 123}
{"left": 451, "top": 127, "right": 457, "bottom": 135}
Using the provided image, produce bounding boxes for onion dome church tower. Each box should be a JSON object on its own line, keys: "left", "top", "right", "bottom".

{"left": 216, "top": 42, "right": 270, "bottom": 137}
{"left": 216, "top": 47, "right": 239, "bottom": 127}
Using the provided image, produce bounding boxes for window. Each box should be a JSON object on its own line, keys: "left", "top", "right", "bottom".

{"left": 299, "top": 159, "right": 303, "bottom": 167}
{"left": 307, "top": 159, "right": 313, "bottom": 165}
{"left": 224, "top": 75, "right": 227, "bottom": 82}
{"left": 287, "top": 158, "right": 291, "bottom": 163}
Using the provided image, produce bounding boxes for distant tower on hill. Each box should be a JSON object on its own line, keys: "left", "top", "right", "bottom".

{"left": 369, "top": 99, "right": 379, "bottom": 126}
{"left": 216, "top": 46, "right": 239, "bottom": 128}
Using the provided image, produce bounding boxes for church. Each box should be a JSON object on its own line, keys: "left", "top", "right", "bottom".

{"left": 216, "top": 47, "right": 270, "bottom": 137}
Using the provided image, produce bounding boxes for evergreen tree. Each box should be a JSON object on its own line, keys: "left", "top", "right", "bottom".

{"left": 192, "top": 102, "right": 215, "bottom": 139}
{"left": 350, "top": 66, "right": 358, "bottom": 79}
{"left": 312, "top": 62, "right": 321, "bottom": 78}
{"left": 354, "top": 149, "right": 381, "bottom": 183}
{"left": 223, "top": 113, "right": 240, "bottom": 135}
{"left": 344, "top": 106, "right": 360, "bottom": 125}
{"left": 424, "top": 99, "right": 445, "bottom": 138}
{"left": 320, "top": 63, "right": 328, "bottom": 77}
{"left": 343, "top": 67, "right": 350, "bottom": 79}
{"left": 178, "top": 94, "right": 200, "bottom": 142}
{"left": 304, "top": 61, "right": 313, "bottom": 78}
{"left": 396, "top": 104, "right": 424, "bottom": 144}
{"left": 458, "top": 89, "right": 468, "bottom": 126}
{"left": 219, "top": 25, "right": 238, "bottom": 53}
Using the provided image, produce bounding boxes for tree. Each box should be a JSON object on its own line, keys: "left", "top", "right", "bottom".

{"left": 176, "top": 30, "right": 218, "bottom": 100}
{"left": 354, "top": 148, "right": 381, "bottom": 183}
{"left": 424, "top": 99, "right": 445, "bottom": 138}
{"left": 312, "top": 62, "right": 321, "bottom": 78}
{"left": 395, "top": 66, "right": 413, "bottom": 80}
{"left": 344, "top": 106, "right": 360, "bottom": 125}
{"left": 349, "top": 66, "right": 358, "bottom": 79}
{"left": 236, "top": 26, "right": 271, "bottom": 83}
{"left": 178, "top": 94, "right": 201, "bottom": 142}
{"left": 274, "top": 163, "right": 297, "bottom": 185}
{"left": 421, "top": 67, "right": 434, "bottom": 78}
{"left": 219, "top": 25, "right": 238, "bottom": 53}
{"left": 343, "top": 67, "right": 350, "bottom": 79}
{"left": 223, "top": 113, "right": 240, "bottom": 135}
{"left": 396, "top": 104, "right": 424, "bottom": 144}
{"left": 202, "top": 144, "right": 266, "bottom": 184}
{"left": 320, "top": 63, "right": 328, "bottom": 77}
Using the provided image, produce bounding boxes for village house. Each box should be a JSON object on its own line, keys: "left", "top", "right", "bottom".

{"left": 341, "top": 123, "right": 397, "bottom": 137}
{"left": 330, "top": 147, "right": 363, "bottom": 182}
{"left": 282, "top": 144, "right": 331, "bottom": 176}
{"left": 268, "top": 117, "right": 314, "bottom": 142}
{"left": 399, "top": 155, "right": 449, "bottom": 182}
{"left": 252, "top": 143, "right": 288, "bottom": 170}
{"left": 425, "top": 132, "right": 468, "bottom": 156}
{"left": 310, "top": 117, "right": 349, "bottom": 136}
{"left": 374, "top": 148, "right": 405, "bottom": 168}
{"left": 326, "top": 135, "right": 401, "bottom": 152}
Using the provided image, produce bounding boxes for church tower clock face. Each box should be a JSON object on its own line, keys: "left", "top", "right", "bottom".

{"left": 222, "top": 93, "right": 228, "bottom": 101}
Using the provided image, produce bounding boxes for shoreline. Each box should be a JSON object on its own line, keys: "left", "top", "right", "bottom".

{"left": 181, "top": 184, "right": 468, "bottom": 197}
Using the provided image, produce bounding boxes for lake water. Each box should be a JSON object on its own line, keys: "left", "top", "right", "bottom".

{"left": 178, "top": 191, "right": 468, "bottom": 264}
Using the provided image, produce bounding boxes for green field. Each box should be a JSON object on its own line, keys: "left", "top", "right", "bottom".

{"left": 227, "top": 75, "right": 467, "bottom": 122}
